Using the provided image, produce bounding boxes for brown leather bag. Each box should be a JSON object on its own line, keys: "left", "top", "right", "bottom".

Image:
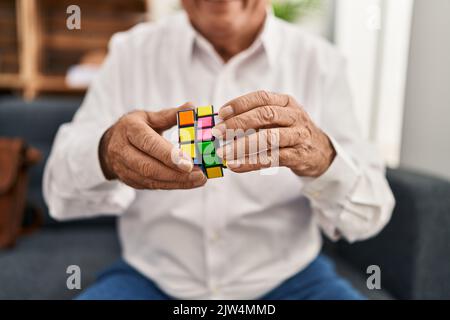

{"left": 0, "top": 137, "right": 43, "bottom": 248}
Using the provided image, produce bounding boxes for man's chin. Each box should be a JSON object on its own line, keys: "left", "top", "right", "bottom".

{"left": 204, "top": 19, "right": 242, "bottom": 37}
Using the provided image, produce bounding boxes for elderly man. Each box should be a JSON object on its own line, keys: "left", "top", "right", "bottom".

{"left": 44, "top": 0, "right": 394, "bottom": 300}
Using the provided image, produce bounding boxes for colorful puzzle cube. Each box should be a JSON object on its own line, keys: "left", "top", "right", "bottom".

{"left": 177, "top": 106, "right": 226, "bottom": 179}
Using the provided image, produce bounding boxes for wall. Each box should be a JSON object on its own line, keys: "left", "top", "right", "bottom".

{"left": 334, "top": 0, "right": 414, "bottom": 166}
{"left": 400, "top": 0, "right": 450, "bottom": 180}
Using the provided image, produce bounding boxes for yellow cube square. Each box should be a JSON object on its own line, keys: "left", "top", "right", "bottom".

{"left": 206, "top": 166, "right": 223, "bottom": 179}
{"left": 181, "top": 143, "right": 196, "bottom": 159}
{"left": 179, "top": 126, "right": 195, "bottom": 143}
{"left": 197, "top": 105, "right": 213, "bottom": 117}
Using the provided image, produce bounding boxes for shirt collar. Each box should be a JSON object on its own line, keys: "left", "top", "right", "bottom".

{"left": 259, "top": 12, "right": 281, "bottom": 69}
{"left": 177, "top": 10, "right": 280, "bottom": 69}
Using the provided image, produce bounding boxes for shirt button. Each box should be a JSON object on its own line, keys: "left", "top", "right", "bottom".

{"left": 210, "top": 231, "right": 221, "bottom": 242}
{"left": 310, "top": 191, "right": 321, "bottom": 199}
{"left": 211, "top": 285, "right": 220, "bottom": 295}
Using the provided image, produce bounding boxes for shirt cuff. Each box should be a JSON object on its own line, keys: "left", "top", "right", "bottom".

{"left": 301, "top": 136, "right": 361, "bottom": 210}
{"left": 68, "top": 126, "right": 112, "bottom": 190}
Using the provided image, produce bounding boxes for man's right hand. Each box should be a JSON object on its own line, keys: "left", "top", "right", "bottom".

{"left": 98, "top": 103, "right": 207, "bottom": 190}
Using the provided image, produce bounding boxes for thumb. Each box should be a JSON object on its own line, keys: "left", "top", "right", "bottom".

{"left": 148, "top": 102, "right": 195, "bottom": 131}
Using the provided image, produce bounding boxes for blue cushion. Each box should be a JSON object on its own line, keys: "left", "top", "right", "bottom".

{"left": 0, "top": 225, "right": 120, "bottom": 299}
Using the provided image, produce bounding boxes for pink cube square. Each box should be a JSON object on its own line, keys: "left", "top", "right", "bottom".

{"left": 197, "top": 116, "right": 213, "bottom": 128}
{"left": 199, "top": 128, "right": 213, "bottom": 141}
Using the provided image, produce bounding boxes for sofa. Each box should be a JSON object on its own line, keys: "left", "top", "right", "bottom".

{"left": 0, "top": 96, "right": 449, "bottom": 300}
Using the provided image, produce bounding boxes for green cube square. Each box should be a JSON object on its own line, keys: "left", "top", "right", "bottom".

{"left": 203, "top": 154, "right": 222, "bottom": 167}
{"left": 197, "top": 141, "right": 215, "bottom": 156}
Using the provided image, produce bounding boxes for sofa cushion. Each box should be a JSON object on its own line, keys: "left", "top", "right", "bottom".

{"left": 0, "top": 224, "right": 392, "bottom": 300}
{"left": 0, "top": 224, "right": 120, "bottom": 299}
{"left": 325, "top": 249, "right": 394, "bottom": 300}
{"left": 0, "top": 97, "right": 115, "bottom": 227}
{"left": 0, "top": 97, "right": 82, "bottom": 143}
{"left": 337, "top": 168, "right": 450, "bottom": 299}
{"left": 0, "top": 97, "right": 83, "bottom": 225}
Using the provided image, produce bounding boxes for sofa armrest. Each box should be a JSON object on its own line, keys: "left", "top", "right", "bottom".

{"left": 337, "top": 168, "right": 450, "bottom": 299}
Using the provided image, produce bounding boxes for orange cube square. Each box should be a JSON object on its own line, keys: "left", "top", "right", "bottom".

{"left": 178, "top": 110, "right": 195, "bottom": 127}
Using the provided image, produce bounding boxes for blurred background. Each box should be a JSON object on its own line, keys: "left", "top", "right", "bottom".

{"left": 0, "top": 0, "right": 449, "bottom": 300}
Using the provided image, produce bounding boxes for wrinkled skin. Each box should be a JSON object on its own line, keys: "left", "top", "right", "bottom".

{"left": 214, "top": 91, "right": 336, "bottom": 178}
{"left": 99, "top": 1, "right": 335, "bottom": 189}
{"left": 99, "top": 103, "right": 207, "bottom": 189}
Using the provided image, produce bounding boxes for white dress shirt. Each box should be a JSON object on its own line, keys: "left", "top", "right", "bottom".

{"left": 43, "top": 12, "right": 395, "bottom": 299}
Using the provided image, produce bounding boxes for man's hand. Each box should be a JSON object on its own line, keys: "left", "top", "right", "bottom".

{"left": 99, "top": 103, "right": 207, "bottom": 189}
{"left": 213, "top": 91, "right": 336, "bottom": 177}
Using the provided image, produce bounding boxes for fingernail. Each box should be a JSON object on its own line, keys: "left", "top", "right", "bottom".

{"left": 219, "top": 105, "right": 234, "bottom": 120}
{"left": 212, "top": 124, "right": 226, "bottom": 138}
{"left": 189, "top": 171, "right": 205, "bottom": 181}
{"left": 178, "top": 158, "right": 193, "bottom": 172}
{"left": 227, "top": 160, "right": 241, "bottom": 169}
{"left": 216, "top": 144, "right": 232, "bottom": 159}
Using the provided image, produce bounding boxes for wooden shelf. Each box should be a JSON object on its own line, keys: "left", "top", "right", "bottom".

{"left": 0, "top": 0, "right": 152, "bottom": 100}
{"left": 0, "top": 0, "right": 19, "bottom": 76}
{"left": 43, "top": 34, "right": 110, "bottom": 51}
{"left": 0, "top": 74, "right": 22, "bottom": 88}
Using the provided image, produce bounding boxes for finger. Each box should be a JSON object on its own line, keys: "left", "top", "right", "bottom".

{"left": 225, "top": 151, "right": 278, "bottom": 173}
{"left": 216, "top": 128, "right": 301, "bottom": 160}
{"left": 218, "top": 90, "right": 290, "bottom": 120}
{"left": 225, "top": 148, "right": 299, "bottom": 173}
{"left": 147, "top": 102, "right": 195, "bottom": 131}
{"left": 126, "top": 120, "right": 193, "bottom": 173}
{"left": 119, "top": 146, "right": 206, "bottom": 183}
{"left": 119, "top": 165, "right": 207, "bottom": 190}
{"left": 213, "top": 105, "right": 297, "bottom": 137}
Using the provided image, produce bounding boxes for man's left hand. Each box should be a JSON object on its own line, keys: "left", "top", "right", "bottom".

{"left": 213, "top": 91, "right": 336, "bottom": 177}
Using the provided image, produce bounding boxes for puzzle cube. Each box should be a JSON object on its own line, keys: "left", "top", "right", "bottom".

{"left": 177, "top": 105, "right": 226, "bottom": 179}
{"left": 177, "top": 110, "right": 196, "bottom": 160}
{"left": 197, "top": 105, "right": 214, "bottom": 117}
{"left": 179, "top": 127, "right": 195, "bottom": 143}
{"left": 205, "top": 166, "right": 223, "bottom": 179}
{"left": 197, "top": 117, "right": 213, "bottom": 128}
{"left": 181, "top": 143, "right": 196, "bottom": 159}
{"left": 178, "top": 109, "right": 195, "bottom": 126}
{"left": 203, "top": 154, "right": 222, "bottom": 167}
{"left": 198, "top": 129, "right": 213, "bottom": 141}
